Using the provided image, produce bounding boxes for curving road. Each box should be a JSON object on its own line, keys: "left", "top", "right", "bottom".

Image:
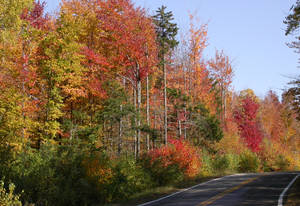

{"left": 138, "top": 172, "right": 299, "bottom": 206}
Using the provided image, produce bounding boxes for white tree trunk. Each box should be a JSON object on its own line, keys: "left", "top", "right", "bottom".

{"left": 163, "top": 61, "right": 168, "bottom": 144}
{"left": 146, "top": 75, "right": 150, "bottom": 151}
{"left": 118, "top": 78, "right": 126, "bottom": 155}
{"left": 137, "top": 79, "right": 141, "bottom": 157}
{"left": 133, "top": 87, "right": 137, "bottom": 158}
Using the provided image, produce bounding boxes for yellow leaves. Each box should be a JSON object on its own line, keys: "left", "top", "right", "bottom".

{"left": 188, "top": 13, "right": 208, "bottom": 64}
{"left": 216, "top": 132, "right": 246, "bottom": 154}
{"left": 62, "top": 86, "right": 87, "bottom": 99}
{"left": 239, "top": 89, "right": 260, "bottom": 103}
{"left": 284, "top": 126, "right": 297, "bottom": 143}
{"left": 0, "top": 0, "right": 33, "bottom": 31}
{"left": 208, "top": 50, "right": 233, "bottom": 89}
{"left": 60, "top": 0, "right": 105, "bottom": 46}
{"left": 0, "top": 89, "right": 24, "bottom": 144}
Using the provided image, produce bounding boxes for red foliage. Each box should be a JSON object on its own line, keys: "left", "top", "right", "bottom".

{"left": 21, "top": 0, "right": 49, "bottom": 30}
{"left": 81, "top": 47, "right": 110, "bottom": 71}
{"left": 148, "top": 138, "right": 201, "bottom": 178}
{"left": 96, "top": 0, "right": 157, "bottom": 83}
{"left": 234, "top": 97, "right": 263, "bottom": 153}
{"left": 81, "top": 47, "right": 110, "bottom": 98}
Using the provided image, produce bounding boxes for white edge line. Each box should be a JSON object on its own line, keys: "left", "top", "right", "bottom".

{"left": 278, "top": 173, "right": 300, "bottom": 206}
{"left": 137, "top": 173, "right": 251, "bottom": 206}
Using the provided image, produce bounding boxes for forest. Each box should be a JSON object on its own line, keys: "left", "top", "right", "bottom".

{"left": 0, "top": 0, "right": 299, "bottom": 205}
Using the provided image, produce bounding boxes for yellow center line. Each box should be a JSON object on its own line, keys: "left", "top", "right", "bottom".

{"left": 197, "top": 176, "right": 260, "bottom": 206}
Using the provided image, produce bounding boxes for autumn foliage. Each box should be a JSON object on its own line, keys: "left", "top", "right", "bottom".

{"left": 234, "top": 96, "right": 263, "bottom": 153}
{"left": 0, "top": 0, "right": 299, "bottom": 205}
{"left": 147, "top": 138, "right": 201, "bottom": 178}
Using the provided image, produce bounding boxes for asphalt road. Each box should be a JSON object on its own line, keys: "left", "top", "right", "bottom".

{"left": 138, "top": 172, "right": 299, "bottom": 206}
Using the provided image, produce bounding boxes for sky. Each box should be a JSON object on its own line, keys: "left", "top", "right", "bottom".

{"left": 44, "top": 0, "right": 299, "bottom": 99}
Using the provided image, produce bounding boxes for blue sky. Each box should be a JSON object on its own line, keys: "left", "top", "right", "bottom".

{"left": 45, "top": 0, "right": 299, "bottom": 98}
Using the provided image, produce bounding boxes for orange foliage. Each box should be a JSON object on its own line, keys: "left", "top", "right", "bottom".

{"left": 260, "top": 91, "right": 284, "bottom": 140}
{"left": 82, "top": 155, "right": 113, "bottom": 185}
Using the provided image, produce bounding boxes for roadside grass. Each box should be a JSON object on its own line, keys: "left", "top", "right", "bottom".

{"left": 285, "top": 176, "right": 300, "bottom": 206}
{"left": 106, "top": 176, "right": 220, "bottom": 206}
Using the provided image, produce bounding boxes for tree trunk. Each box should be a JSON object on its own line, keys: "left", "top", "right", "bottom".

{"left": 220, "top": 85, "right": 223, "bottom": 123}
{"left": 183, "top": 63, "right": 187, "bottom": 139}
{"left": 163, "top": 59, "right": 168, "bottom": 144}
{"left": 133, "top": 87, "right": 137, "bottom": 158}
{"left": 223, "top": 89, "right": 226, "bottom": 124}
{"left": 184, "top": 107, "right": 187, "bottom": 139}
{"left": 153, "top": 93, "right": 157, "bottom": 149}
{"left": 118, "top": 119, "right": 122, "bottom": 155}
{"left": 178, "top": 115, "right": 182, "bottom": 138}
{"left": 118, "top": 103, "right": 123, "bottom": 156}
{"left": 146, "top": 75, "right": 150, "bottom": 151}
{"left": 118, "top": 78, "right": 126, "bottom": 156}
{"left": 137, "top": 78, "right": 141, "bottom": 158}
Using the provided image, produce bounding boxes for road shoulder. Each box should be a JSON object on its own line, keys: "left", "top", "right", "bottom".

{"left": 285, "top": 175, "right": 300, "bottom": 206}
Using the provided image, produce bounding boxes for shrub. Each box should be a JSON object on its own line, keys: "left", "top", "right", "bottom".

{"left": 109, "top": 157, "right": 153, "bottom": 201}
{"left": 7, "top": 141, "right": 106, "bottom": 206}
{"left": 238, "top": 150, "right": 260, "bottom": 172}
{"left": 83, "top": 154, "right": 153, "bottom": 203}
{"left": 212, "top": 154, "right": 229, "bottom": 174}
{"left": 199, "top": 150, "right": 213, "bottom": 176}
{"left": 0, "top": 179, "right": 22, "bottom": 206}
{"left": 259, "top": 138, "right": 292, "bottom": 172}
{"left": 274, "top": 155, "right": 290, "bottom": 171}
{"left": 142, "top": 138, "right": 201, "bottom": 185}
{"left": 225, "top": 153, "right": 240, "bottom": 172}
{"left": 0, "top": 145, "right": 15, "bottom": 180}
{"left": 2, "top": 140, "right": 160, "bottom": 205}
{"left": 82, "top": 150, "right": 114, "bottom": 203}
{"left": 141, "top": 155, "right": 184, "bottom": 186}
{"left": 201, "top": 152, "right": 240, "bottom": 175}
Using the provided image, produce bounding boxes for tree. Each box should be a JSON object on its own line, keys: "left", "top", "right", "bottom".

{"left": 208, "top": 50, "right": 233, "bottom": 124}
{"left": 234, "top": 94, "right": 263, "bottom": 153}
{"left": 59, "top": 0, "right": 158, "bottom": 157}
{"left": 283, "top": 1, "right": 300, "bottom": 119}
{"left": 96, "top": 81, "right": 135, "bottom": 154}
{"left": 35, "top": 5, "right": 87, "bottom": 140}
{"left": 186, "top": 14, "right": 208, "bottom": 103}
{"left": 260, "top": 91, "right": 284, "bottom": 141}
{"left": 166, "top": 88, "right": 188, "bottom": 138}
{"left": 284, "top": 1, "right": 300, "bottom": 40}
{"left": 281, "top": 91, "right": 300, "bottom": 155}
{"left": 153, "top": 6, "right": 179, "bottom": 144}
{"left": 97, "top": 0, "right": 158, "bottom": 157}
{"left": 282, "top": 77, "right": 300, "bottom": 121}
{"left": 284, "top": 0, "right": 300, "bottom": 64}
{"left": 187, "top": 103, "right": 223, "bottom": 147}
{"left": 0, "top": 0, "right": 46, "bottom": 146}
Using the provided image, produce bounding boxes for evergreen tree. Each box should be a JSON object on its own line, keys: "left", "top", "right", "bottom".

{"left": 283, "top": 1, "right": 300, "bottom": 121}
{"left": 153, "top": 5, "right": 179, "bottom": 144}
{"left": 284, "top": 0, "right": 300, "bottom": 37}
{"left": 284, "top": 1, "right": 300, "bottom": 58}
{"left": 282, "top": 78, "right": 300, "bottom": 121}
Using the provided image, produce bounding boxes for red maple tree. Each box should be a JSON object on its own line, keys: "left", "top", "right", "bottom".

{"left": 234, "top": 96, "right": 263, "bottom": 152}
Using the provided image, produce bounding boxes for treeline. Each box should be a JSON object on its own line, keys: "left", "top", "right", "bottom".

{"left": 0, "top": 0, "right": 299, "bottom": 205}
{"left": 0, "top": 0, "right": 225, "bottom": 157}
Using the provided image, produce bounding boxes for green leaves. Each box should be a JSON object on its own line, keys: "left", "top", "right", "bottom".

{"left": 0, "top": 0, "right": 32, "bottom": 31}
{"left": 188, "top": 103, "right": 223, "bottom": 144}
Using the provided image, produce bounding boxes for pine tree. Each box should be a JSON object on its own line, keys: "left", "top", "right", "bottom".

{"left": 153, "top": 5, "right": 178, "bottom": 144}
